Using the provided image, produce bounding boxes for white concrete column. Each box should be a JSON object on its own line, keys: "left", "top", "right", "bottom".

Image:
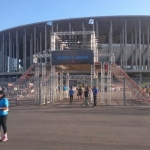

{"left": 0, "top": 41, "right": 2, "bottom": 72}
{"left": 122, "top": 26, "right": 125, "bottom": 68}
{"left": 30, "top": 34, "right": 33, "bottom": 65}
{"left": 16, "top": 30, "right": 19, "bottom": 72}
{"left": 131, "top": 33, "right": 134, "bottom": 69}
{"left": 45, "top": 25, "right": 47, "bottom": 63}
{"left": 69, "top": 22, "right": 71, "bottom": 40}
{"left": 82, "top": 21, "right": 86, "bottom": 48}
{"left": 40, "top": 32, "right": 42, "bottom": 63}
{"left": 135, "top": 27, "right": 137, "bottom": 68}
{"left": 139, "top": 20, "right": 142, "bottom": 69}
{"left": 142, "top": 33, "right": 145, "bottom": 69}
{"left": 124, "top": 20, "right": 127, "bottom": 70}
{"left": 96, "top": 20, "right": 99, "bottom": 39}
{"left": 5, "top": 40, "right": 8, "bottom": 72}
{"left": 147, "top": 26, "right": 150, "bottom": 69}
{"left": 2, "top": 34, "right": 5, "bottom": 72}
{"left": 9, "top": 32, "right": 12, "bottom": 72}
{"left": 120, "top": 32, "right": 123, "bottom": 68}
{"left": 34, "top": 27, "right": 36, "bottom": 54}
{"left": 23, "top": 28, "right": 27, "bottom": 70}
{"left": 12, "top": 43, "right": 14, "bottom": 71}
{"left": 109, "top": 20, "right": 113, "bottom": 57}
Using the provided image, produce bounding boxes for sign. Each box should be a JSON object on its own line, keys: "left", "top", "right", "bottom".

{"left": 52, "top": 50, "right": 94, "bottom": 65}
{"left": 8, "top": 83, "right": 13, "bottom": 87}
{"left": 33, "top": 55, "right": 37, "bottom": 63}
{"left": 69, "top": 80, "right": 77, "bottom": 87}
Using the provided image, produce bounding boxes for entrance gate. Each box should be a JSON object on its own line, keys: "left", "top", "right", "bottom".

{"left": 6, "top": 29, "right": 150, "bottom": 105}
{"left": 32, "top": 30, "right": 116, "bottom": 105}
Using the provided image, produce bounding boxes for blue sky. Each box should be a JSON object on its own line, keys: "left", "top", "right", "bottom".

{"left": 0, "top": 0, "right": 150, "bottom": 31}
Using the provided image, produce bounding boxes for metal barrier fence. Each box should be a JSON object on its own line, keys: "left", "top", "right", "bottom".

{"left": 7, "top": 76, "right": 150, "bottom": 106}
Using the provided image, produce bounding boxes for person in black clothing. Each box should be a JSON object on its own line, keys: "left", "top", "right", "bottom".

{"left": 78, "top": 86, "right": 83, "bottom": 100}
{"left": 84, "top": 88, "right": 89, "bottom": 107}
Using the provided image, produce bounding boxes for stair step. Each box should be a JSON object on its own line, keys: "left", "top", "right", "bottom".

{"left": 112, "top": 63, "right": 150, "bottom": 102}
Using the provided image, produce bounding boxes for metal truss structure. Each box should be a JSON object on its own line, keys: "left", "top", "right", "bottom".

{"left": 19, "top": 30, "right": 99, "bottom": 105}
{"left": 52, "top": 31, "right": 95, "bottom": 36}
{"left": 7, "top": 28, "right": 150, "bottom": 106}
{"left": 100, "top": 62, "right": 112, "bottom": 104}
{"left": 33, "top": 30, "right": 98, "bottom": 105}
{"left": 3, "top": 16, "right": 150, "bottom": 107}
{"left": 100, "top": 62, "right": 105, "bottom": 103}
{"left": 33, "top": 54, "right": 51, "bottom": 58}
{"left": 99, "top": 54, "right": 116, "bottom": 104}
{"left": 6, "top": 64, "right": 35, "bottom": 101}
{"left": 52, "top": 74, "right": 92, "bottom": 80}
{"left": 107, "top": 63, "right": 111, "bottom": 104}
{"left": 111, "top": 62, "right": 150, "bottom": 102}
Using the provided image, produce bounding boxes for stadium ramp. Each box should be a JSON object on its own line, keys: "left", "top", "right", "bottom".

{"left": 111, "top": 63, "right": 150, "bottom": 102}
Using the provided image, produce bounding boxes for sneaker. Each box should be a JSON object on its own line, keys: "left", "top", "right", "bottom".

{"left": 2, "top": 136, "right": 8, "bottom": 142}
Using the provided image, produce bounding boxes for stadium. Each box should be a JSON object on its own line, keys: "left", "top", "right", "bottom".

{"left": 0, "top": 16, "right": 150, "bottom": 104}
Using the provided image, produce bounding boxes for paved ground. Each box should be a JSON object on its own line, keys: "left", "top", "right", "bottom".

{"left": 1, "top": 98, "right": 150, "bottom": 150}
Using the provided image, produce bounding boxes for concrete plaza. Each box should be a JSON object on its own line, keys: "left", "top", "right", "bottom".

{"left": 1, "top": 98, "right": 150, "bottom": 150}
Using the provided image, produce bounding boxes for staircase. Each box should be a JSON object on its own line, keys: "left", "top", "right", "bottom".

{"left": 111, "top": 63, "right": 150, "bottom": 102}
{"left": 6, "top": 64, "right": 35, "bottom": 100}
{"left": 17, "top": 64, "right": 50, "bottom": 100}
{"left": 17, "top": 75, "right": 35, "bottom": 100}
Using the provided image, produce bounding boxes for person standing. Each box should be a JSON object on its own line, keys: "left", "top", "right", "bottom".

{"left": 63, "top": 84, "right": 68, "bottom": 98}
{"left": 69, "top": 87, "right": 74, "bottom": 104}
{"left": 92, "top": 86, "right": 98, "bottom": 107}
{"left": 89, "top": 87, "right": 93, "bottom": 103}
{"left": 0, "top": 89, "right": 9, "bottom": 142}
{"left": 76, "top": 88, "right": 80, "bottom": 100}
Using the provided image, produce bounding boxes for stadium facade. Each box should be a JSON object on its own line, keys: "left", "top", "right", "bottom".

{"left": 0, "top": 16, "right": 150, "bottom": 86}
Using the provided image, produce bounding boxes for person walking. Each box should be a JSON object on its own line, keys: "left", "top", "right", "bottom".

{"left": 69, "top": 87, "right": 74, "bottom": 104}
{"left": 92, "top": 86, "right": 98, "bottom": 107}
{"left": 84, "top": 88, "right": 89, "bottom": 107}
{"left": 0, "top": 89, "right": 9, "bottom": 142}
{"left": 78, "top": 86, "right": 83, "bottom": 100}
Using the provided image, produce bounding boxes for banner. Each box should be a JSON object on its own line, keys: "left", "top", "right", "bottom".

{"left": 52, "top": 50, "right": 94, "bottom": 65}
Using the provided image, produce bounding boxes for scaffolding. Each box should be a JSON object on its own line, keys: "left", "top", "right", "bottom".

{"left": 99, "top": 54, "right": 115, "bottom": 104}
{"left": 6, "top": 30, "right": 150, "bottom": 105}
{"left": 32, "top": 30, "right": 98, "bottom": 105}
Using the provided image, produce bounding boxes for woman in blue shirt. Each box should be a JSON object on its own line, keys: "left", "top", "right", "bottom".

{"left": 0, "top": 90, "right": 9, "bottom": 142}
